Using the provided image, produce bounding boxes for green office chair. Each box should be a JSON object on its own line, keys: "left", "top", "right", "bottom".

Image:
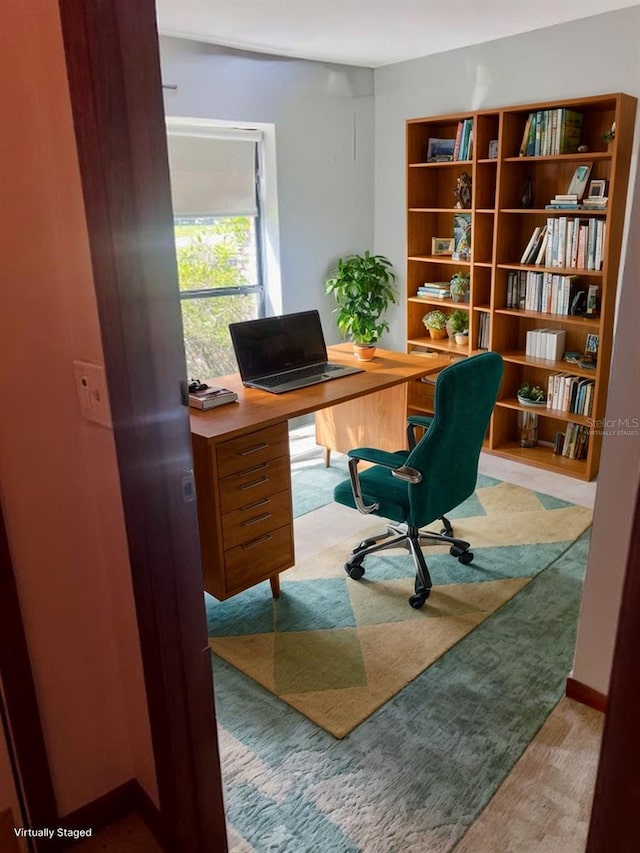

{"left": 333, "top": 352, "right": 503, "bottom": 608}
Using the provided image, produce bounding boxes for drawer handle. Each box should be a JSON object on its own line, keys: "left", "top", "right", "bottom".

{"left": 239, "top": 476, "right": 269, "bottom": 491}
{"left": 236, "top": 462, "right": 268, "bottom": 477}
{"left": 237, "top": 442, "right": 269, "bottom": 456}
{"left": 241, "top": 512, "right": 272, "bottom": 527}
{"left": 240, "top": 497, "right": 271, "bottom": 512}
{"left": 241, "top": 533, "right": 272, "bottom": 550}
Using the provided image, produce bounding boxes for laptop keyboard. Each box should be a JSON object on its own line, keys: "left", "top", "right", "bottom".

{"left": 259, "top": 363, "right": 339, "bottom": 388}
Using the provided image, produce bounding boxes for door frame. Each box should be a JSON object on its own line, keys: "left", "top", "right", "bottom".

{"left": 57, "top": 1, "right": 227, "bottom": 849}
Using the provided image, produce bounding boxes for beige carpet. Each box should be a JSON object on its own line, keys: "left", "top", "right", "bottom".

{"left": 208, "top": 481, "right": 592, "bottom": 738}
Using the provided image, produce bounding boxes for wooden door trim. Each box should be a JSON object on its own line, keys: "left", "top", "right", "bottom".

{"left": 586, "top": 479, "right": 640, "bottom": 851}
{"left": 58, "top": 1, "right": 227, "bottom": 849}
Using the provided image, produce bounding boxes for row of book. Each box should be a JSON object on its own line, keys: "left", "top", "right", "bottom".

{"left": 520, "top": 217, "right": 606, "bottom": 271}
{"left": 524, "top": 328, "right": 566, "bottom": 361}
{"left": 477, "top": 313, "right": 490, "bottom": 349}
{"left": 509, "top": 270, "right": 580, "bottom": 316}
{"left": 519, "top": 108, "right": 583, "bottom": 157}
{"left": 545, "top": 194, "right": 608, "bottom": 211}
{"left": 417, "top": 282, "right": 450, "bottom": 300}
{"left": 453, "top": 119, "right": 474, "bottom": 161}
{"left": 554, "top": 423, "right": 590, "bottom": 460}
{"left": 547, "top": 372, "right": 595, "bottom": 418}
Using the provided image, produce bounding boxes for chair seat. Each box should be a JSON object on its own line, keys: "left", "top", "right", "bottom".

{"left": 334, "top": 451, "right": 411, "bottom": 523}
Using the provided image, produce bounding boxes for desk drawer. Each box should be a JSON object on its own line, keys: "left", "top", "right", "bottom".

{"left": 216, "top": 422, "right": 290, "bottom": 478}
{"left": 219, "top": 455, "right": 291, "bottom": 514}
{"left": 225, "top": 524, "right": 294, "bottom": 592}
{"left": 222, "top": 488, "right": 292, "bottom": 550}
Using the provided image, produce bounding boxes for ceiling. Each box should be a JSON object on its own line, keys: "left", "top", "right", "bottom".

{"left": 155, "top": 0, "right": 639, "bottom": 68}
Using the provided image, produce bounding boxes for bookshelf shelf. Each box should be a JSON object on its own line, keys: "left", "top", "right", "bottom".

{"left": 405, "top": 93, "right": 637, "bottom": 480}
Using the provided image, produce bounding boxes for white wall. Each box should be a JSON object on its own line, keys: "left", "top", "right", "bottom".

{"left": 159, "top": 37, "right": 375, "bottom": 342}
{"left": 373, "top": 6, "right": 640, "bottom": 695}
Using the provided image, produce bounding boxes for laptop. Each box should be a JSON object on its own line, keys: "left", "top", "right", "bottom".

{"left": 229, "top": 310, "right": 364, "bottom": 394}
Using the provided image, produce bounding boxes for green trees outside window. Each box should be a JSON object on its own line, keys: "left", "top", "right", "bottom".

{"left": 175, "top": 216, "right": 263, "bottom": 379}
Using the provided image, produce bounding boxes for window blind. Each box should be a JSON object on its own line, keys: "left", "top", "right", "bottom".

{"left": 167, "top": 131, "right": 258, "bottom": 217}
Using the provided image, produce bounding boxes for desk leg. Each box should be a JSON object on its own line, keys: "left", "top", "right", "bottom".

{"left": 269, "top": 575, "right": 281, "bottom": 598}
{"left": 324, "top": 447, "right": 331, "bottom": 467}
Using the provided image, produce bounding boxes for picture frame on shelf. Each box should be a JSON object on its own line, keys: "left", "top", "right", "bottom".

{"left": 585, "top": 333, "right": 600, "bottom": 356}
{"left": 432, "top": 237, "right": 454, "bottom": 256}
{"left": 587, "top": 179, "right": 607, "bottom": 198}
{"left": 426, "top": 138, "right": 455, "bottom": 162}
{"left": 566, "top": 163, "right": 593, "bottom": 201}
{"left": 487, "top": 139, "right": 499, "bottom": 159}
{"left": 452, "top": 213, "right": 471, "bottom": 261}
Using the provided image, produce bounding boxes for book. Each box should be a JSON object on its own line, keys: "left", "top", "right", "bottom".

{"left": 188, "top": 385, "right": 238, "bottom": 410}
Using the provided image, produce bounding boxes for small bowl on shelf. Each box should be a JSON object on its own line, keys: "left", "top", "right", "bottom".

{"left": 517, "top": 394, "right": 547, "bottom": 407}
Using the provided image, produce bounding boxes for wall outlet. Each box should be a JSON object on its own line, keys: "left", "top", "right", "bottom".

{"left": 72, "top": 360, "right": 112, "bottom": 427}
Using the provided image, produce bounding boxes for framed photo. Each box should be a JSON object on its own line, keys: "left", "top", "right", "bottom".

{"left": 487, "top": 139, "right": 499, "bottom": 159}
{"left": 587, "top": 179, "right": 607, "bottom": 198}
{"left": 566, "top": 163, "right": 593, "bottom": 200}
{"left": 452, "top": 213, "right": 471, "bottom": 260}
{"left": 432, "top": 237, "right": 454, "bottom": 256}
{"left": 426, "top": 137, "right": 455, "bottom": 162}
{"left": 585, "top": 333, "right": 600, "bottom": 355}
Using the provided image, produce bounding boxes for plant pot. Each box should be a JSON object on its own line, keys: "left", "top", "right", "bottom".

{"left": 427, "top": 327, "right": 448, "bottom": 340}
{"left": 353, "top": 343, "right": 376, "bottom": 361}
{"left": 454, "top": 333, "right": 468, "bottom": 346}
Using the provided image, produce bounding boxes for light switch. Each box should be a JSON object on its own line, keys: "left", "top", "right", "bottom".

{"left": 72, "top": 360, "right": 112, "bottom": 427}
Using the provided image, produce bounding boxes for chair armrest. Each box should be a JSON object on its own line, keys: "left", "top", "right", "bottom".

{"left": 391, "top": 465, "right": 422, "bottom": 484}
{"left": 406, "top": 415, "right": 434, "bottom": 449}
{"left": 347, "top": 448, "right": 409, "bottom": 468}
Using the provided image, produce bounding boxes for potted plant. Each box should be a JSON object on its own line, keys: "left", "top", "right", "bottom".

{"left": 446, "top": 309, "right": 469, "bottom": 345}
{"left": 517, "top": 381, "right": 547, "bottom": 406}
{"left": 449, "top": 271, "right": 470, "bottom": 303}
{"left": 324, "top": 251, "right": 397, "bottom": 361}
{"left": 423, "top": 309, "right": 449, "bottom": 340}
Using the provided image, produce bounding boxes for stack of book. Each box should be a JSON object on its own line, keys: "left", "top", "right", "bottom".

{"left": 520, "top": 217, "right": 606, "bottom": 271}
{"left": 582, "top": 195, "right": 608, "bottom": 210}
{"left": 519, "top": 108, "right": 583, "bottom": 157}
{"left": 453, "top": 118, "right": 474, "bottom": 161}
{"left": 188, "top": 384, "right": 238, "bottom": 410}
{"left": 417, "top": 282, "right": 450, "bottom": 300}
{"left": 554, "top": 423, "right": 590, "bottom": 460}
{"left": 547, "top": 373, "right": 595, "bottom": 417}
{"left": 477, "top": 313, "right": 490, "bottom": 349}
{"left": 546, "top": 194, "right": 580, "bottom": 210}
{"left": 525, "top": 328, "right": 566, "bottom": 361}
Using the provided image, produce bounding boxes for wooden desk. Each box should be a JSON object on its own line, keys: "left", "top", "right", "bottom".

{"left": 190, "top": 344, "right": 449, "bottom": 600}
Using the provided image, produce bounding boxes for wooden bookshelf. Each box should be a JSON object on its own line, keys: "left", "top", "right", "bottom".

{"left": 405, "top": 93, "right": 637, "bottom": 481}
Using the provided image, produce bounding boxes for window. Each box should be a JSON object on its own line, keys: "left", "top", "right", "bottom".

{"left": 167, "top": 127, "right": 265, "bottom": 378}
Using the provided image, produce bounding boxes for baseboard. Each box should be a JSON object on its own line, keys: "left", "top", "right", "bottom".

{"left": 58, "top": 778, "right": 163, "bottom": 849}
{"left": 566, "top": 676, "right": 608, "bottom": 713}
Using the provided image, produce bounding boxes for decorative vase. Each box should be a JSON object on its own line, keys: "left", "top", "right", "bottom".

{"left": 353, "top": 343, "right": 376, "bottom": 361}
{"left": 454, "top": 333, "right": 468, "bottom": 346}
{"left": 521, "top": 171, "right": 533, "bottom": 209}
{"left": 518, "top": 411, "right": 538, "bottom": 447}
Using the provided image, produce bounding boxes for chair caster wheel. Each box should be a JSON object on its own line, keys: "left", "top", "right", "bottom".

{"left": 450, "top": 545, "right": 464, "bottom": 557}
{"left": 345, "top": 560, "right": 365, "bottom": 579}
{"left": 409, "top": 585, "right": 431, "bottom": 608}
{"left": 458, "top": 551, "right": 474, "bottom": 565}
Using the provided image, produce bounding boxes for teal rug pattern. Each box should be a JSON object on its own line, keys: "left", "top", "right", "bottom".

{"left": 210, "top": 466, "right": 592, "bottom": 851}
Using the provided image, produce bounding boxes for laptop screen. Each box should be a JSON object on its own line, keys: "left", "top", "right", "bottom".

{"left": 229, "top": 310, "right": 329, "bottom": 382}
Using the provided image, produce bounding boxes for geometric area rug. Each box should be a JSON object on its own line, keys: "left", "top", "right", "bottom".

{"left": 206, "top": 476, "right": 592, "bottom": 739}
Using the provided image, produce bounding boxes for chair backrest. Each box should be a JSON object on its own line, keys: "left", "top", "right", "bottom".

{"left": 404, "top": 352, "right": 503, "bottom": 527}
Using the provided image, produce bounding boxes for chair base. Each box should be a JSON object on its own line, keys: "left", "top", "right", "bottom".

{"left": 344, "top": 516, "right": 473, "bottom": 609}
